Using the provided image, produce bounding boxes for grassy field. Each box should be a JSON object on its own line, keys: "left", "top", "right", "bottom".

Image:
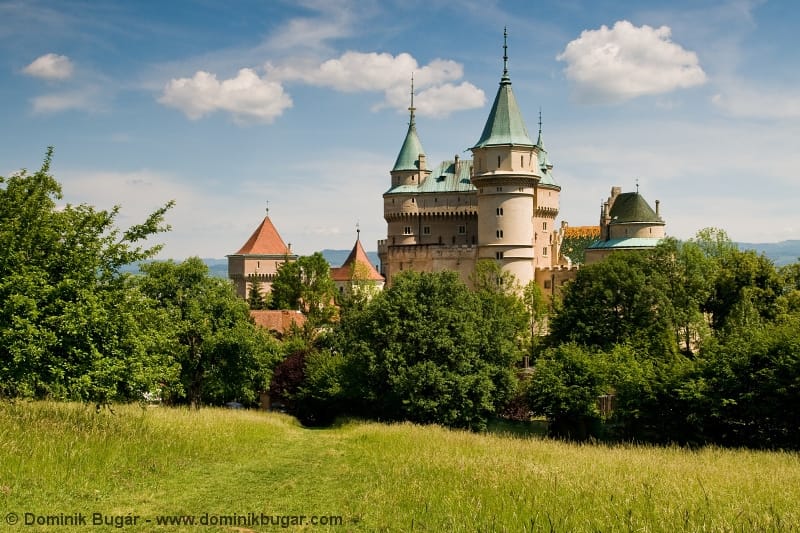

{"left": 1, "top": 402, "right": 798, "bottom": 532}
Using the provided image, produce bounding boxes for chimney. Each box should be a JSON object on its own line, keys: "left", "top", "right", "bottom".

{"left": 655, "top": 200, "right": 661, "bottom": 217}
{"left": 418, "top": 153, "right": 426, "bottom": 170}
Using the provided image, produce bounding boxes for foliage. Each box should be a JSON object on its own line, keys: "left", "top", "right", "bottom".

{"left": 0, "top": 148, "right": 176, "bottom": 403}
{"left": 137, "top": 258, "right": 281, "bottom": 407}
{"left": 326, "top": 270, "right": 524, "bottom": 430}
{"left": 560, "top": 232, "right": 598, "bottom": 264}
{"left": 270, "top": 252, "right": 337, "bottom": 327}
{"left": 549, "top": 251, "right": 676, "bottom": 355}
{"left": 246, "top": 276, "right": 269, "bottom": 309}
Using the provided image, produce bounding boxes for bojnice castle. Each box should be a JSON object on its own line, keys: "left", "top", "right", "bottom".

{"left": 228, "top": 31, "right": 666, "bottom": 301}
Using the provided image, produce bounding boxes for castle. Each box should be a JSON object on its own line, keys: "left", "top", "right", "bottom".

{"left": 378, "top": 30, "right": 576, "bottom": 295}
{"left": 229, "top": 31, "right": 666, "bottom": 301}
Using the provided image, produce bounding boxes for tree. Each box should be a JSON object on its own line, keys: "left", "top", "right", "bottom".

{"left": 0, "top": 148, "right": 177, "bottom": 403}
{"left": 271, "top": 253, "right": 337, "bottom": 327}
{"left": 247, "top": 277, "right": 269, "bottom": 310}
{"left": 549, "top": 251, "right": 676, "bottom": 355}
{"left": 328, "top": 270, "right": 523, "bottom": 430}
{"left": 137, "top": 258, "right": 281, "bottom": 407}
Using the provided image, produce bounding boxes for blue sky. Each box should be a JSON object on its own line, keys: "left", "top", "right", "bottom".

{"left": 1, "top": 0, "right": 798, "bottom": 259}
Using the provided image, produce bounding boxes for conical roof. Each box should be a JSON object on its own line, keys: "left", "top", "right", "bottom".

{"left": 536, "top": 123, "right": 558, "bottom": 187}
{"left": 472, "top": 31, "right": 534, "bottom": 149}
{"left": 608, "top": 193, "right": 663, "bottom": 224}
{"left": 330, "top": 236, "right": 384, "bottom": 282}
{"left": 393, "top": 78, "right": 426, "bottom": 171}
{"left": 392, "top": 121, "right": 425, "bottom": 171}
{"left": 234, "top": 215, "right": 291, "bottom": 255}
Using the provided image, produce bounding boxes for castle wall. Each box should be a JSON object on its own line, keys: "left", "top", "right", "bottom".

{"left": 608, "top": 223, "right": 666, "bottom": 239}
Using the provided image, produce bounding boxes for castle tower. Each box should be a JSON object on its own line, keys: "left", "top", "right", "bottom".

{"left": 390, "top": 76, "right": 431, "bottom": 189}
{"left": 470, "top": 29, "right": 540, "bottom": 286}
{"left": 533, "top": 112, "right": 562, "bottom": 268}
{"left": 227, "top": 209, "right": 298, "bottom": 298}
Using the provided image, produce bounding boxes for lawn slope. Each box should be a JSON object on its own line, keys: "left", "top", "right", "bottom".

{"left": 1, "top": 403, "right": 798, "bottom": 532}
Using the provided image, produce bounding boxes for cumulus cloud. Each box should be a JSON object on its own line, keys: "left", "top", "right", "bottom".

{"left": 557, "top": 20, "right": 707, "bottom": 104}
{"left": 23, "top": 53, "right": 74, "bottom": 80}
{"left": 267, "top": 51, "right": 484, "bottom": 117}
{"left": 159, "top": 68, "right": 292, "bottom": 123}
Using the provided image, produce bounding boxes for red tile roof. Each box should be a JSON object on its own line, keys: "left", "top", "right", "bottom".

{"left": 330, "top": 238, "right": 384, "bottom": 282}
{"left": 234, "top": 216, "right": 291, "bottom": 255}
{"left": 250, "top": 310, "right": 306, "bottom": 334}
{"left": 563, "top": 225, "right": 600, "bottom": 238}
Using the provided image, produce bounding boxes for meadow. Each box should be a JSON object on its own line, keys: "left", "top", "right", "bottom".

{"left": 1, "top": 402, "right": 798, "bottom": 532}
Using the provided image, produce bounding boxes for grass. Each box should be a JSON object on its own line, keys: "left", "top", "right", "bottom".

{"left": 1, "top": 402, "right": 799, "bottom": 532}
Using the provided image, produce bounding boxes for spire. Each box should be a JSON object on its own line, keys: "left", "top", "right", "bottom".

{"left": 392, "top": 75, "right": 427, "bottom": 171}
{"left": 536, "top": 108, "right": 544, "bottom": 147}
{"left": 472, "top": 29, "right": 534, "bottom": 148}
{"left": 501, "top": 27, "right": 510, "bottom": 85}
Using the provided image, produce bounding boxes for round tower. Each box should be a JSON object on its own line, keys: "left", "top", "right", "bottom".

{"left": 470, "top": 29, "right": 540, "bottom": 286}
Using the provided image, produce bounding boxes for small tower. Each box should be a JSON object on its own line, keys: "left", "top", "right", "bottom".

{"left": 533, "top": 110, "right": 562, "bottom": 268}
{"left": 227, "top": 206, "right": 298, "bottom": 298}
{"left": 390, "top": 76, "right": 431, "bottom": 188}
{"left": 470, "top": 29, "right": 540, "bottom": 286}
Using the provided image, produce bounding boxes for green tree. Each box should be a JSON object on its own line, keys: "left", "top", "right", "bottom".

{"left": 549, "top": 251, "right": 676, "bottom": 355}
{"left": 137, "top": 258, "right": 280, "bottom": 407}
{"left": 330, "top": 270, "right": 522, "bottom": 430}
{"left": 247, "top": 277, "right": 269, "bottom": 310}
{"left": 271, "top": 253, "right": 337, "bottom": 327}
{"left": 0, "top": 148, "right": 176, "bottom": 403}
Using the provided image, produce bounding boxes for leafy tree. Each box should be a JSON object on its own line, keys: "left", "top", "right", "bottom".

{"left": 0, "top": 148, "right": 176, "bottom": 403}
{"left": 549, "top": 251, "right": 676, "bottom": 355}
{"left": 526, "top": 343, "right": 605, "bottom": 440}
{"left": 137, "top": 258, "right": 280, "bottom": 407}
{"left": 523, "top": 279, "right": 549, "bottom": 354}
{"left": 329, "top": 270, "right": 523, "bottom": 430}
{"left": 271, "top": 252, "right": 337, "bottom": 327}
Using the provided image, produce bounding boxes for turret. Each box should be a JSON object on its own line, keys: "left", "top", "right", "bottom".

{"left": 390, "top": 76, "right": 431, "bottom": 188}
{"left": 470, "top": 29, "right": 539, "bottom": 286}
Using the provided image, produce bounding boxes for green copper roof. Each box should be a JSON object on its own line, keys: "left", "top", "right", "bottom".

{"left": 587, "top": 237, "right": 663, "bottom": 250}
{"left": 392, "top": 121, "right": 426, "bottom": 171}
{"left": 535, "top": 126, "right": 559, "bottom": 188}
{"left": 609, "top": 192, "right": 663, "bottom": 224}
{"left": 386, "top": 159, "right": 476, "bottom": 194}
{"left": 472, "top": 31, "right": 534, "bottom": 149}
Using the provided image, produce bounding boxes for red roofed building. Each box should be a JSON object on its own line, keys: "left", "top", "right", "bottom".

{"left": 227, "top": 211, "right": 298, "bottom": 299}
{"left": 330, "top": 232, "right": 385, "bottom": 296}
{"left": 249, "top": 310, "right": 306, "bottom": 337}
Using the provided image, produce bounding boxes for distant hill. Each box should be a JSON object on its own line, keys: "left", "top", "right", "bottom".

{"left": 738, "top": 240, "right": 800, "bottom": 266}
{"left": 120, "top": 251, "right": 381, "bottom": 279}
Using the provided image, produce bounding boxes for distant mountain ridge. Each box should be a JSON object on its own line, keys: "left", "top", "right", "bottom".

{"left": 123, "top": 241, "right": 796, "bottom": 279}
{"left": 738, "top": 240, "right": 800, "bottom": 266}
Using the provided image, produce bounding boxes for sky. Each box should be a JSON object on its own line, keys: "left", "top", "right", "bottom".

{"left": 1, "top": 0, "right": 798, "bottom": 259}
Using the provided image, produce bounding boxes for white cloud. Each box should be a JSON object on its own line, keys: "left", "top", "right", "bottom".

{"left": 158, "top": 68, "right": 292, "bottom": 123}
{"left": 23, "top": 53, "right": 74, "bottom": 80}
{"left": 31, "top": 91, "right": 99, "bottom": 113}
{"left": 557, "top": 20, "right": 707, "bottom": 104}
{"left": 267, "top": 51, "right": 484, "bottom": 117}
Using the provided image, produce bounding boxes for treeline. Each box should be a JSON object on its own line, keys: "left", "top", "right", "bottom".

{"left": 3, "top": 151, "right": 799, "bottom": 450}
{"left": 0, "top": 150, "right": 285, "bottom": 407}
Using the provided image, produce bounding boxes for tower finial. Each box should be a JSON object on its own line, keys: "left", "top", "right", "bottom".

{"left": 502, "top": 27, "right": 509, "bottom": 82}
{"left": 635, "top": 178, "right": 640, "bottom": 194}
{"left": 538, "top": 107, "right": 543, "bottom": 135}
{"left": 265, "top": 200, "right": 269, "bottom": 215}
{"left": 408, "top": 74, "right": 416, "bottom": 125}
{"left": 356, "top": 220, "right": 361, "bottom": 240}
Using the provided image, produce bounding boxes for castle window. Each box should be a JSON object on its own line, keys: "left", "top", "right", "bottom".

{"left": 496, "top": 187, "right": 502, "bottom": 192}
{"left": 544, "top": 280, "right": 552, "bottom": 289}
{"left": 495, "top": 251, "right": 504, "bottom": 260}
{"left": 403, "top": 226, "right": 412, "bottom": 235}
{"left": 423, "top": 226, "right": 431, "bottom": 235}
{"left": 458, "top": 225, "right": 466, "bottom": 235}
{"left": 411, "top": 197, "right": 415, "bottom": 203}
{"left": 542, "top": 247, "right": 548, "bottom": 256}
{"left": 497, "top": 155, "right": 501, "bottom": 167}
{"left": 543, "top": 221, "right": 547, "bottom": 230}
{"left": 496, "top": 207, "right": 504, "bottom": 216}
{"left": 520, "top": 155, "right": 523, "bottom": 167}
{"left": 496, "top": 230, "right": 504, "bottom": 239}
{"left": 452, "top": 236, "right": 456, "bottom": 244}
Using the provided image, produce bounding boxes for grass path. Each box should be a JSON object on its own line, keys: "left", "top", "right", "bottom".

{"left": 1, "top": 402, "right": 798, "bottom": 532}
